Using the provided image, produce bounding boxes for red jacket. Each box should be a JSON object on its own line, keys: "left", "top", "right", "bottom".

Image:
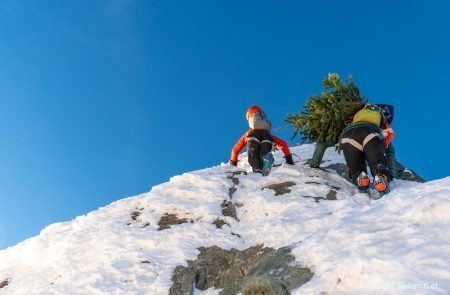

{"left": 381, "top": 123, "right": 395, "bottom": 148}
{"left": 230, "top": 129, "right": 291, "bottom": 162}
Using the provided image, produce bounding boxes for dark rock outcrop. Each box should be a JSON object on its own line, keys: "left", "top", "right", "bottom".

{"left": 169, "top": 245, "right": 313, "bottom": 295}
{"left": 0, "top": 278, "right": 11, "bottom": 289}
{"left": 242, "top": 246, "right": 314, "bottom": 294}
{"left": 213, "top": 218, "right": 228, "bottom": 229}
{"left": 130, "top": 211, "right": 141, "bottom": 221}
{"left": 395, "top": 161, "right": 425, "bottom": 182}
{"left": 226, "top": 170, "right": 246, "bottom": 199}
{"left": 158, "top": 213, "right": 192, "bottom": 230}
{"left": 221, "top": 200, "right": 238, "bottom": 221}
{"left": 262, "top": 182, "right": 296, "bottom": 196}
{"left": 326, "top": 189, "right": 337, "bottom": 200}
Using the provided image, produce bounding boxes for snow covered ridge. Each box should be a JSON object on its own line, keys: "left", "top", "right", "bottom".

{"left": 1, "top": 144, "right": 449, "bottom": 294}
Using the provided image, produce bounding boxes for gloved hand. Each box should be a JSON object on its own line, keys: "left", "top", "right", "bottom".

{"left": 285, "top": 154, "right": 294, "bottom": 165}
{"left": 382, "top": 127, "right": 395, "bottom": 137}
{"left": 229, "top": 160, "right": 238, "bottom": 166}
{"left": 382, "top": 128, "right": 395, "bottom": 143}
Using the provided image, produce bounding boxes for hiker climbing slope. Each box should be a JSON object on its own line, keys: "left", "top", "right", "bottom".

{"left": 230, "top": 106, "right": 294, "bottom": 173}
{"left": 339, "top": 104, "right": 393, "bottom": 197}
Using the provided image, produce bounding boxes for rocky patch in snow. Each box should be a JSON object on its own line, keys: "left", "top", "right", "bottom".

{"left": 226, "top": 170, "right": 246, "bottom": 199}
{"left": 130, "top": 208, "right": 144, "bottom": 222}
{"left": 221, "top": 200, "right": 238, "bottom": 221}
{"left": 262, "top": 181, "right": 297, "bottom": 196}
{"left": 169, "top": 245, "right": 313, "bottom": 295}
{"left": 395, "top": 161, "right": 425, "bottom": 182}
{"left": 212, "top": 218, "right": 228, "bottom": 229}
{"left": 158, "top": 213, "right": 193, "bottom": 230}
{"left": 0, "top": 278, "right": 11, "bottom": 289}
{"left": 127, "top": 207, "right": 151, "bottom": 228}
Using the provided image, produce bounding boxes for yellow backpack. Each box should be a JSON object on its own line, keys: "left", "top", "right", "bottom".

{"left": 353, "top": 108, "right": 381, "bottom": 126}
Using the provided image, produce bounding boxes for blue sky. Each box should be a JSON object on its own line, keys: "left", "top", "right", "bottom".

{"left": 1, "top": 0, "right": 449, "bottom": 249}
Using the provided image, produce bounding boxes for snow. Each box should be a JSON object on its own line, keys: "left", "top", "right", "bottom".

{"left": 1, "top": 144, "right": 449, "bottom": 294}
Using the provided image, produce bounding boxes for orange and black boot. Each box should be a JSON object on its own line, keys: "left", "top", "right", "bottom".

{"left": 357, "top": 172, "right": 370, "bottom": 193}
{"left": 374, "top": 174, "right": 390, "bottom": 198}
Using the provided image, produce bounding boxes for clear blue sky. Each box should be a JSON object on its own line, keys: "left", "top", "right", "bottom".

{"left": 1, "top": 0, "right": 449, "bottom": 249}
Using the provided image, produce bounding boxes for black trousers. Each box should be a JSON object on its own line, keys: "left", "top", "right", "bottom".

{"left": 341, "top": 124, "right": 388, "bottom": 184}
{"left": 246, "top": 129, "right": 273, "bottom": 171}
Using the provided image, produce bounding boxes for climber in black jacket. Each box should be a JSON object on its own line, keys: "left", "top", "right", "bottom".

{"left": 339, "top": 104, "right": 393, "bottom": 196}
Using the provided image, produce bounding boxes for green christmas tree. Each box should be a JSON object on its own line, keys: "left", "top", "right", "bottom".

{"left": 285, "top": 73, "right": 367, "bottom": 144}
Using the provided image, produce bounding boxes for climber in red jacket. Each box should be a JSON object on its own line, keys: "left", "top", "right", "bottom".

{"left": 230, "top": 106, "right": 294, "bottom": 172}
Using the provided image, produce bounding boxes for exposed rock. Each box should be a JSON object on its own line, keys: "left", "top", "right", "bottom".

{"left": 0, "top": 278, "right": 11, "bottom": 289}
{"left": 226, "top": 170, "right": 247, "bottom": 177}
{"left": 229, "top": 187, "right": 237, "bottom": 198}
{"left": 242, "top": 247, "right": 314, "bottom": 294}
{"left": 305, "top": 181, "right": 321, "bottom": 185}
{"left": 230, "top": 232, "right": 241, "bottom": 238}
{"left": 158, "top": 213, "right": 192, "bottom": 231}
{"left": 170, "top": 266, "right": 196, "bottom": 295}
{"left": 222, "top": 200, "right": 238, "bottom": 221}
{"left": 396, "top": 162, "right": 426, "bottom": 182}
{"left": 301, "top": 189, "right": 338, "bottom": 203}
{"left": 320, "top": 163, "right": 350, "bottom": 181}
{"left": 169, "top": 245, "right": 313, "bottom": 295}
{"left": 326, "top": 189, "right": 337, "bottom": 200}
{"left": 242, "top": 277, "right": 288, "bottom": 295}
{"left": 226, "top": 171, "right": 243, "bottom": 199}
{"left": 263, "top": 181, "right": 296, "bottom": 196}
{"left": 213, "top": 218, "right": 228, "bottom": 229}
{"left": 130, "top": 211, "right": 141, "bottom": 221}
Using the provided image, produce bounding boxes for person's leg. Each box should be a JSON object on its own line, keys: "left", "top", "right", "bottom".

{"left": 364, "top": 137, "right": 390, "bottom": 178}
{"left": 342, "top": 145, "right": 366, "bottom": 185}
{"left": 364, "top": 134, "right": 391, "bottom": 193}
{"left": 246, "top": 131, "right": 263, "bottom": 171}
{"left": 258, "top": 130, "right": 274, "bottom": 164}
{"left": 340, "top": 127, "right": 367, "bottom": 185}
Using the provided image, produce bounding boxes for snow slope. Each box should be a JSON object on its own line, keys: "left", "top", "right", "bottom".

{"left": 1, "top": 144, "right": 449, "bottom": 294}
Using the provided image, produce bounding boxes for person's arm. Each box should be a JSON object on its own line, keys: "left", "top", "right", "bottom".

{"left": 272, "top": 136, "right": 294, "bottom": 164}
{"left": 382, "top": 123, "right": 395, "bottom": 148}
{"left": 230, "top": 132, "right": 248, "bottom": 165}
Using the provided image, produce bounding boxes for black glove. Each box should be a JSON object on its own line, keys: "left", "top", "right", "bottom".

{"left": 229, "top": 160, "right": 238, "bottom": 166}
{"left": 285, "top": 154, "right": 294, "bottom": 165}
